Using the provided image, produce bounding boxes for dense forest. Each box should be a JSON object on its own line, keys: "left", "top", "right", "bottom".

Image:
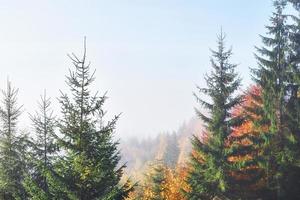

{"left": 1, "top": 0, "right": 300, "bottom": 199}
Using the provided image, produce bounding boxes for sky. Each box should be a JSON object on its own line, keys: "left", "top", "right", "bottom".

{"left": 0, "top": 0, "right": 275, "bottom": 139}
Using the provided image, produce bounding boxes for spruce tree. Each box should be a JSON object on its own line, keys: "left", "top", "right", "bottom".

{"left": 186, "top": 31, "right": 242, "bottom": 199}
{"left": 253, "top": 0, "right": 300, "bottom": 198}
{"left": 54, "top": 39, "right": 132, "bottom": 200}
{"left": 0, "top": 80, "right": 28, "bottom": 199}
{"left": 151, "top": 163, "right": 166, "bottom": 200}
{"left": 24, "top": 91, "right": 58, "bottom": 199}
{"left": 281, "top": 0, "right": 300, "bottom": 198}
{"left": 142, "top": 161, "right": 167, "bottom": 200}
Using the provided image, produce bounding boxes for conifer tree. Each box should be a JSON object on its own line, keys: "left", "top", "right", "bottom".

{"left": 24, "top": 91, "right": 58, "bottom": 199}
{"left": 288, "top": 0, "right": 300, "bottom": 147}
{"left": 253, "top": 0, "right": 300, "bottom": 198}
{"left": 151, "top": 163, "right": 166, "bottom": 200}
{"left": 186, "top": 31, "right": 242, "bottom": 199}
{"left": 279, "top": 0, "right": 300, "bottom": 198}
{"left": 0, "top": 80, "right": 28, "bottom": 199}
{"left": 142, "top": 161, "right": 168, "bottom": 200}
{"left": 54, "top": 39, "right": 132, "bottom": 200}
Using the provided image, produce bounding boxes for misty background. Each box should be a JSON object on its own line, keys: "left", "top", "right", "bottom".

{"left": 0, "top": 0, "right": 273, "bottom": 140}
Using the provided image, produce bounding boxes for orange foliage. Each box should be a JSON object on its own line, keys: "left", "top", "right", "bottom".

{"left": 164, "top": 165, "right": 189, "bottom": 200}
{"left": 126, "top": 164, "right": 188, "bottom": 200}
{"left": 227, "top": 85, "right": 268, "bottom": 194}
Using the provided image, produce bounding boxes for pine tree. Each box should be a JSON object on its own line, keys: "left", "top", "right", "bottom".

{"left": 186, "top": 31, "right": 242, "bottom": 199}
{"left": 24, "top": 91, "right": 58, "bottom": 199}
{"left": 253, "top": 0, "right": 300, "bottom": 198}
{"left": 0, "top": 80, "right": 28, "bottom": 199}
{"left": 54, "top": 39, "right": 132, "bottom": 200}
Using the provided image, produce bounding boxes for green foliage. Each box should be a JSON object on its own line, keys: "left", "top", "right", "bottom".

{"left": 53, "top": 39, "right": 132, "bottom": 200}
{"left": 0, "top": 80, "right": 28, "bottom": 200}
{"left": 151, "top": 163, "right": 167, "bottom": 200}
{"left": 186, "top": 31, "right": 242, "bottom": 199}
{"left": 140, "top": 161, "right": 168, "bottom": 200}
{"left": 252, "top": 0, "right": 300, "bottom": 198}
{"left": 24, "top": 91, "right": 60, "bottom": 199}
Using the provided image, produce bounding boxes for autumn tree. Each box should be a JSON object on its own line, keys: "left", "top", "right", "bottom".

{"left": 137, "top": 161, "right": 186, "bottom": 200}
{"left": 227, "top": 85, "right": 269, "bottom": 199}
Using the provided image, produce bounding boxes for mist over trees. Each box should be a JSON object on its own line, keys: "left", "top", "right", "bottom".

{"left": 126, "top": 0, "right": 300, "bottom": 199}
{"left": 0, "top": 0, "right": 300, "bottom": 199}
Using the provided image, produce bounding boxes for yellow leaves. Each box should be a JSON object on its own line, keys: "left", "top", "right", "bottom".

{"left": 228, "top": 153, "right": 253, "bottom": 162}
{"left": 163, "top": 167, "right": 187, "bottom": 200}
{"left": 81, "top": 167, "right": 92, "bottom": 180}
{"left": 132, "top": 164, "right": 188, "bottom": 200}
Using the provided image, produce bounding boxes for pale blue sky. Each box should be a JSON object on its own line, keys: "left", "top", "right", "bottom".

{"left": 0, "top": 0, "right": 274, "bottom": 139}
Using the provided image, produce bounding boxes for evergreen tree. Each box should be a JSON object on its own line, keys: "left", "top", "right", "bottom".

{"left": 151, "top": 163, "right": 166, "bottom": 200}
{"left": 282, "top": 0, "right": 300, "bottom": 198}
{"left": 142, "top": 161, "right": 168, "bottom": 200}
{"left": 0, "top": 80, "right": 28, "bottom": 199}
{"left": 253, "top": 0, "right": 300, "bottom": 198}
{"left": 24, "top": 91, "right": 58, "bottom": 199}
{"left": 54, "top": 39, "right": 132, "bottom": 200}
{"left": 186, "top": 31, "right": 242, "bottom": 199}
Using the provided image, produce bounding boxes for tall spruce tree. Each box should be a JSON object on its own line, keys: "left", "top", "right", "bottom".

{"left": 186, "top": 31, "right": 242, "bottom": 199}
{"left": 253, "top": 0, "right": 300, "bottom": 198}
{"left": 24, "top": 91, "right": 58, "bottom": 199}
{"left": 0, "top": 80, "right": 28, "bottom": 199}
{"left": 54, "top": 39, "right": 132, "bottom": 200}
{"left": 281, "top": 0, "right": 300, "bottom": 198}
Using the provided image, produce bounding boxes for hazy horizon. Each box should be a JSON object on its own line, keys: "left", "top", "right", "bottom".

{"left": 0, "top": 0, "right": 274, "bottom": 139}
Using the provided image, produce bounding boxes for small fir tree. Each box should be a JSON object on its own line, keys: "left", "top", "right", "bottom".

{"left": 24, "top": 91, "right": 58, "bottom": 199}
{"left": 0, "top": 80, "right": 28, "bottom": 200}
